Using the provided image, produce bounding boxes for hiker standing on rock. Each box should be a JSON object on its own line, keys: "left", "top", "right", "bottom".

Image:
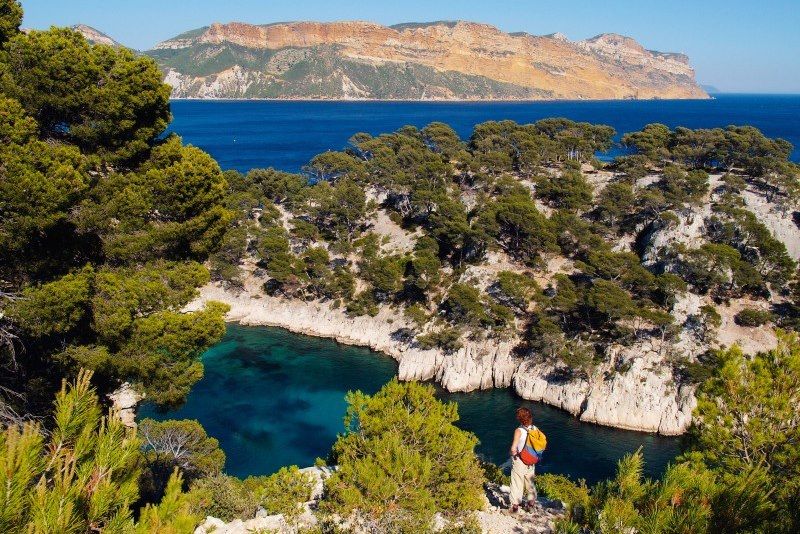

{"left": 508, "top": 406, "right": 547, "bottom": 513}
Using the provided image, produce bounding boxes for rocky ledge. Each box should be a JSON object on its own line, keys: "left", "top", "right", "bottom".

{"left": 193, "top": 466, "right": 565, "bottom": 533}
{"left": 186, "top": 279, "right": 695, "bottom": 435}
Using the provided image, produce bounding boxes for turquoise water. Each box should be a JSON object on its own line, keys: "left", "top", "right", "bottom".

{"left": 169, "top": 95, "right": 800, "bottom": 172}
{"left": 140, "top": 324, "right": 681, "bottom": 484}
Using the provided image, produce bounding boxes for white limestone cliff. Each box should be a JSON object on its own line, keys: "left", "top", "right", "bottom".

{"left": 186, "top": 279, "right": 694, "bottom": 435}
{"left": 513, "top": 343, "right": 696, "bottom": 434}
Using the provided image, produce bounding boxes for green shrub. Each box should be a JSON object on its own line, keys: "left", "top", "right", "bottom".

{"left": 438, "top": 515, "right": 482, "bottom": 534}
{"left": 417, "top": 326, "right": 463, "bottom": 353}
{"left": 442, "top": 283, "right": 487, "bottom": 326}
{"left": 553, "top": 518, "right": 582, "bottom": 534}
{"left": 327, "top": 266, "right": 356, "bottom": 301}
{"left": 323, "top": 380, "right": 484, "bottom": 531}
{"left": 678, "top": 350, "right": 722, "bottom": 385}
{"left": 0, "top": 370, "right": 198, "bottom": 532}
{"left": 734, "top": 308, "right": 773, "bottom": 327}
{"left": 188, "top": 475, "right": 258, "bottom": 522}
{"left": 494, "top": 271, "right": 540, "bottom": 311}
{"left": 681, "top": 361, "right": 714, "bottom": 385}
{"left": 538, "top": 474, "right": 590, "bottom": 522}
{"left": 479, "top": 459, "right": 509, "bottom": 486}
{"left": 484, "top": 301, "right": 516, "bottom": 334}
{"left": 361, "top": 254, "right": 404, "bottom": 299}
{"left": 138, "top": 418, "right": 226, "bottom": 503}
{"left": 539, "top": 452, "right": 717, "bottom": 532}
{"left": 388, "top": 211, "right": 404, "bottom": 225}
{"left": 558, "top": 339, "right": 596, "bottom": 377}
{"left": 404, "top": 303, "right": 430, "bottom": 328}
{"left": 345, "top": 290, "right": 379, "bottom": 317}
{"left": 536, "top": 169, "right": 593, "bottom": 211}
{"left": 243, "top": 466, "right": 315, "bottom": 525}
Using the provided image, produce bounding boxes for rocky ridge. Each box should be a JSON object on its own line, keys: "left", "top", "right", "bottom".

{"left": 141, "top": 20, "right": 707, "bottom": 100}
{"left": 182, "top": 164, "right": 797, "bottom": 436}
{"left": 70, "top": 24, "right": 121, "bottom": 47}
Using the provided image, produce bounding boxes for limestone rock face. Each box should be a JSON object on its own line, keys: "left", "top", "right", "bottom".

{"left": 187, "top": 281, "right": 692, "bottom": 434}
{"left": 188, "top": 283, "right": 518, "bottom": 394}
{"left": 146, "top": 21, "right": 707, "bottom": 101}
{"left": 194, "top": 514, "right": 290, "bottom": 534}
{"left": 512, "top": 342, "right": 695, "bottom": 435}
{"left": 108, "top": 383, "right": 143, "bottom": 428}
{"left": 641, "top": 209, "right": 709, "bottom": 267}
{"left": 582, "top": 343, "right": 696, "bottom": 435}
{"left": 741, "top": 188, "right": 800, "bottom": 260}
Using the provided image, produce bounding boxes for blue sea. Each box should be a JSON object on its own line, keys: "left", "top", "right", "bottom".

{"left": 169, "top": 94, "right": 800, "bottom": 173}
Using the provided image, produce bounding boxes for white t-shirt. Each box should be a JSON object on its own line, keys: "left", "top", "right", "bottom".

{"left": 516, "top": 425, "right": 534, "bottom": 454}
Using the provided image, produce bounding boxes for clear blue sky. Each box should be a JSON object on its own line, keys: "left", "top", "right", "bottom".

{"left": 20, "top": 0, "right": 800, "bottom": 93}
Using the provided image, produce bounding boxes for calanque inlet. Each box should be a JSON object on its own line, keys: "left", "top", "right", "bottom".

{"left": 3, "top": 2, "right": 800, "bottom": 530}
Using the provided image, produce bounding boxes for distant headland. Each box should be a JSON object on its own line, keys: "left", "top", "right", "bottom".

{"left": 73, "top": 21, "right": 708, "bottom": 101}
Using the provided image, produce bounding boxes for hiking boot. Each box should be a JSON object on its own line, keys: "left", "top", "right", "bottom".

{"left": 523, "top": 499, "right": 537, "bottom": 512}
{"left": 509, "top": 504, "right": 520, "bottom": 514}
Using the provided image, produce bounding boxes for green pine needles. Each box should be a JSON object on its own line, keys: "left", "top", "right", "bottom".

{"left": 0, "top": 369, "right": 198, "bottom": 533}
{"left": 323, "top": 380, "right": 485, "bottom": 532}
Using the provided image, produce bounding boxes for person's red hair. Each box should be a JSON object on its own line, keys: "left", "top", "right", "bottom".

{"left": 516, "top": 407, "right": 533, "bottom": 426}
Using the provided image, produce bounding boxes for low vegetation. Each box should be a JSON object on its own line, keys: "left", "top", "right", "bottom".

{"left": 0, "top": 370, "right": 200, "bottom": 533}
{"left": 0, "top": 371, "right": 481, "bottom": 532}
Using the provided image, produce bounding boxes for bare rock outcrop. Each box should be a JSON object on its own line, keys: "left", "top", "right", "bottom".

{"left": 71, "top": 24, "right": 121, "bottom": 47}
{"left": 108, "top": 383, "right": 143, "bottom": 428}
{"left": 513, "top": 341, "right": 695, "bottom": 435}
{"left": 194, "top": 514, "right": 291, "bottom": 534}
{"left": 741, "top": 188, "right": 800, "bottom": 260}
{"left": 641, "top": 209, "right": 709, "bottom": 267}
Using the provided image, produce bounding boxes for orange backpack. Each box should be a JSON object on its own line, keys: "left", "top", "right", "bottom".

{"left": 518, "top": 425, "right": 547, "bottom": 466}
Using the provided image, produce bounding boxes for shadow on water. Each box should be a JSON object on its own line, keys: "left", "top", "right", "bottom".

{"left": 139, "top": 323, "right": 681, "bottom": 483}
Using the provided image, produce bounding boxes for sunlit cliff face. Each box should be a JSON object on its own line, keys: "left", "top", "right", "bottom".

{"left": 148, "top": 20, "right": 707, "bottom": 100}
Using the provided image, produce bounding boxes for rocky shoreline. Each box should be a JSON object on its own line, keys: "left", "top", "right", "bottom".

{"left": 186, "top": 281, "right": 695, "bottom": 435}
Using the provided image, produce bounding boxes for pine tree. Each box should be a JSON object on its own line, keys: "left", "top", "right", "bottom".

{"left": 323, "top": 380, "right": 484, "bottom": 532}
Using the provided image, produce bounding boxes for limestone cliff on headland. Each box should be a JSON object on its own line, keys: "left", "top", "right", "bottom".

{"left": 137, "top": 20, "right": 708, "bottom": 100}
